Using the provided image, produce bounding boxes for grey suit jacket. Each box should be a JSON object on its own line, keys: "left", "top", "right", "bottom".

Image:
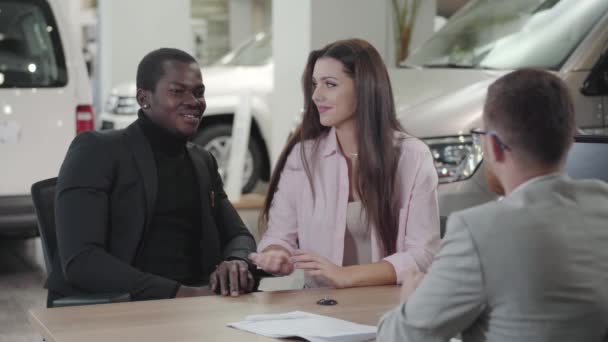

{"left": 378, "top": 175, "right": 608, "bottom": 342}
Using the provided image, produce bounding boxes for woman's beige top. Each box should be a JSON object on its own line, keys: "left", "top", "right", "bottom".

{"left": 343, "top": 201, "right": 372, "bottom": 266}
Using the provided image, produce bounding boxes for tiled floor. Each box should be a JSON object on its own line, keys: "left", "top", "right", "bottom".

{"left": 0, "top": 206, "right": 302, "bottom": 341}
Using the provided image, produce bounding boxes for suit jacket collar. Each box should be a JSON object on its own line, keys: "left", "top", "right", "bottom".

{"left": 124, "top": 122, "right": 157, "bottom": 223}
{"left": 503, "top": 173, "right": 568, "bottom": 206}
{"left": 509, "top": 173, "right": 564, "bottom": 197}
{"left": 186, "top": 143, "right": 222, "bottom": 274}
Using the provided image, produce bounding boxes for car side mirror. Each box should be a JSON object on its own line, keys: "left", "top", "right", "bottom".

{"left": 581, "top": 49, "right": 608, "bottom": 96}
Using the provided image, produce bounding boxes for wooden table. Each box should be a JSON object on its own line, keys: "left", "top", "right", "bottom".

{"left": 29, "top": 286, "right": 401, "bottom": 341}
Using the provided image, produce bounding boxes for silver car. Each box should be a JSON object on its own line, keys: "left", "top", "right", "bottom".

{"left": 390, "top": 0, "right": 608, "bottom": 225}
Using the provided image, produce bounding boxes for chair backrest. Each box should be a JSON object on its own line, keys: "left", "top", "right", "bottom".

{"left": 31, "top": 177, "right": 58, "bottom": 275}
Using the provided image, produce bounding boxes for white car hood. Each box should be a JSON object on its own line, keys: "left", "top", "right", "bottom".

{"left": 110, "top": 82, "right": 136, "bottom": 96}
{"left": 203, "top": 64, "right": 273, "bottom": 97}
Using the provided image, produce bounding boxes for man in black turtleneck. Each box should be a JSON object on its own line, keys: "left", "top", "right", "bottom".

{"left": 135, "top": 111, "right": 205, "bottom": 288}
{"left": 47, "top": 48, "right": 257, "bottom": 305}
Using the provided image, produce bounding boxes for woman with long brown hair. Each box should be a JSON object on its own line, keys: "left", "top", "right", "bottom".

{"left": 249, "top": 39, "right": 440, "bottom": 288}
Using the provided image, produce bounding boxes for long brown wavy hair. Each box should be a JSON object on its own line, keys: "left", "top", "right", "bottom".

{"left": 259, "top": 39, "right": 404, "bottom": 256}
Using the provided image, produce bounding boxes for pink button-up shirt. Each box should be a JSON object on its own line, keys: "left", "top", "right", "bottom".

{"left": 258, "top": 128, "right": 440, "bottom": 285}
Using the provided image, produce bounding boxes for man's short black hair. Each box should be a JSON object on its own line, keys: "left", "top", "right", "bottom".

{"left": 136, "top": 48, "right": 198, "bottom": 91}
{"left": 484, "top": 68, "right": 575, "bottom": 166}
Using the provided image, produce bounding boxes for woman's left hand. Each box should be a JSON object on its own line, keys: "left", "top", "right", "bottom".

{"left": 291, "top": 250, "right": 351, "bottom": 288}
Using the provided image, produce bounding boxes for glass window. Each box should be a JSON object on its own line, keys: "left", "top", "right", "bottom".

{"left": 404, "top": 0, "right": 608, "bottom": 70}
{"left": 0, "top": 0, "right": 67, "bottom": 88}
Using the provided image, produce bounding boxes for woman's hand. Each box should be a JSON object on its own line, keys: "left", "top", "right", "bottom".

{"left": 291, "top": 250, "right": 352, "bottom": 288}
{"left": 249, "top": 247, "right": 294, "bottom": 276}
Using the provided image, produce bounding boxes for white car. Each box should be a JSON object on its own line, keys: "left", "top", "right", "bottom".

{"left": 0, "top": 0, "right": 94, "bottom": 235}
{"left": 99, "top": 33, "right": 273, "bottom": 193}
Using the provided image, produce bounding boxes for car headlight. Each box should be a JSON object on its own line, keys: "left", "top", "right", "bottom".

{"left": 106, "top": 95, "right": 138, "bottom": 115}
{"left": 423, "top": 135, "right": 483, "bottom": 184}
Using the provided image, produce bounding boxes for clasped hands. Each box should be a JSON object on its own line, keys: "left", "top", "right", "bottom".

{"left": 249, "top": 248, "right": 427, "bottom": 300}
{"left": 249, "top": 248, "right": 352, "bottom": 288}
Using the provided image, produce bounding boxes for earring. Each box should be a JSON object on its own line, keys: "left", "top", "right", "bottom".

{"left": 142, "top": 104, "right": 149, "bottom": 109}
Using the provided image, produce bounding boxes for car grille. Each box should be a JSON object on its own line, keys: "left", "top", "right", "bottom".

{"left": 101, "top": 121, "right": 115, "bottom": 130}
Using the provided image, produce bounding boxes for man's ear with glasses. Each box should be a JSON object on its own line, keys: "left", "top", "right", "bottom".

{"left": 488, "top": 134, "right": 509, "bottom": 162}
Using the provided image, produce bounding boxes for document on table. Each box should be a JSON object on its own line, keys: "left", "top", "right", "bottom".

{"left": 227, "top": 311, "right": 376, "bottom": 342}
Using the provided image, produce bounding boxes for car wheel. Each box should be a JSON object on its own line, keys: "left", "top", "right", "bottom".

{"left": 193, "top": 124, "right": 263, "bottom": 194}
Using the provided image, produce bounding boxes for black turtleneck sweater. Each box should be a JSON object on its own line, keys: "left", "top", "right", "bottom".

{"left": 135, "top": 112, "right": 203, "bottom": 286}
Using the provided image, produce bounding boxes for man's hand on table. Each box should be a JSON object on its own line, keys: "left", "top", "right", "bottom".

{"left": 209, "top": 260, "right": 255, "bottom": 296}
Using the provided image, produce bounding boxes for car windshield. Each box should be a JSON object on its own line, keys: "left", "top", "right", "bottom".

{"left": 403, "top": 0, "right": 608, "bottom": 70}
{"left": 214, "top": 33, "right": 271, "bottom": 67}
{"left": 0, "top": 0, "right": 67, "bottom": 87}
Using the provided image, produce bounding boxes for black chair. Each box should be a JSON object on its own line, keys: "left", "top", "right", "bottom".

{"left": 31, "top": 177, "right": 130, "bottom": 307}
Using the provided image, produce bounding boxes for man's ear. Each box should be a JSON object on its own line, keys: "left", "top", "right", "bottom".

{"left": 489, "top": 135, "right": 507, "bottom": 162}
{"left": 136, "top": 89, "right": 150, "bottom": 109}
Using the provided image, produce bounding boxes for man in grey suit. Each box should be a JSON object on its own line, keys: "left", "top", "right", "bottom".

{"left": 377, "top": 68, "right": 608, "bottom": 342}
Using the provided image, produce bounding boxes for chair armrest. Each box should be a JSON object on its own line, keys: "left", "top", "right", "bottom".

{"left": 52, "top": 293, "right": 131, "bottom": 308}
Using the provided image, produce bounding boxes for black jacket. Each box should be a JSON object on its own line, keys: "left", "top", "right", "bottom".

{"left": 47, "top": 122, "right": 256, "bottom": 301}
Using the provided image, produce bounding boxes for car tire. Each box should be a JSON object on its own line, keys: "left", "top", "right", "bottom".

{"left": 193, "top": 124, "right": 263, "bottom": 194}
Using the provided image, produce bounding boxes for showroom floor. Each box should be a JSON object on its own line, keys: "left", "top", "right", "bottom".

{"left": 0, "top": 237, "right": 46, "bottom": 342}
{"left": 0, "top": 204, "right": 301, "bottom": 342}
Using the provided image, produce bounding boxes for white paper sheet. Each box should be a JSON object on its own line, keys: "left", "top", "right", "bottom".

{"left": 227, "top": 311, "right": 376, "bottom": 342}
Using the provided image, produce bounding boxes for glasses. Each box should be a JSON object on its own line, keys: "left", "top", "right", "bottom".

{"left": 470, "top": 128, "right": 511, "bottom": 151}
